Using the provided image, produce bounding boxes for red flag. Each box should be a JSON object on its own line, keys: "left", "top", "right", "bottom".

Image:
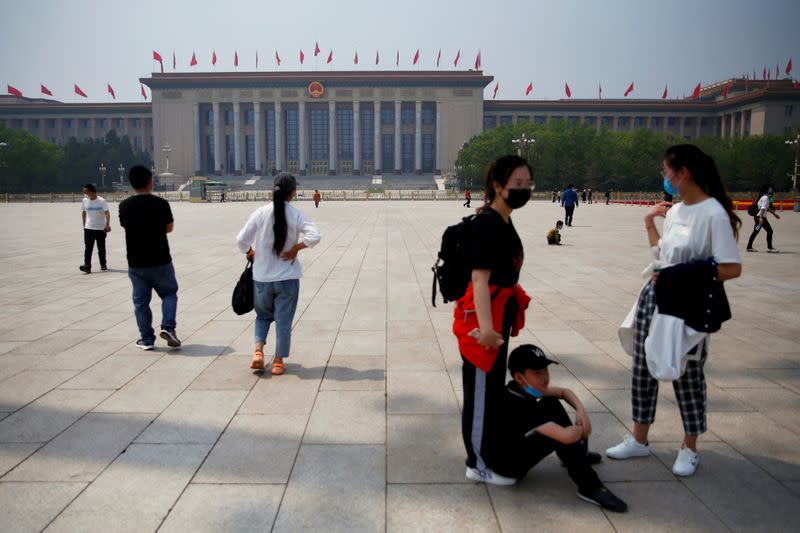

{"left": 492, "top": 82, "right": 499, "bottom": 99}
{"left": 7, "top": 85, "right": 22, "bottom": 97}
{"left": 787, "top": 57, "right": 793, "bottom": 76}
{"left": 256, "top": 50, "right": 259, "bottom": 68}
{"left": 474, "top": 50, "right": 481, "bottom": 70}
{"left": 453, "top": 49, "right": 460, "bottom": 67}
{"left": 396, "top": 50, "right": 399, "bottom": 66}
{"left": 172, "top": 50, "right": 176, "bottom": 70}
{"left": 375, "top": 51, "right": 379, "bottom": 65}
{"left": 153, "top": 50, "right": 164, "bottom": 73}
{"left": 107, "top": 83, "right": 115, "bottom": 100}
{"left": 327, "top": 50, "right": 333, "bottom": 64}
{"left": 436, "top": 49, "right": 441, "bottom": 68}
{"left": 624, "top": 82, "right": 634, "bottom": 97}
{"left": 525, "top": 82, "right": 533, "bottom": 96}
{"left": 212, "top": 50, "right": 217, "bottom": 66}
{"left": 40, "top": 84, "right": 52, "bottom": 96}
{"left": 776, "top": 63, "right": 780, "bottom": 79}
{"left": 300, "top": 50, "right": 305, "bottom": 64}
{"left": 275, "top": 50, "right": 281, "bottom": 66}
{"left": 413, "top": 49, "right": 420, "bottom": 65}
{"left": 691, "top": 82, "right": 701, "bottom": 100}
{"left": 234, "top": 50, "right": 238, "bottom": 67}
{"left": 190, "top": 51, "right": 198, "bottom": 66}
{"left": 565, "top": 83, "right": 571, "bottom": 98}
{"left": 354, "top": 51, "right": 359, "bottom": 65}
{"left": 661, "top": 85, "right": 668, "bottom": 99}
{"left": 74, "top": 84, "right": 87, "bottom": 98}
{"left": 141, "top": 84, "right": 147, "bottom": 100}
{"left": 314, "top": 41, "right": 320, "bottom": 56}
{"left": 722, "top": 82, "right": 730, "bottom": 99}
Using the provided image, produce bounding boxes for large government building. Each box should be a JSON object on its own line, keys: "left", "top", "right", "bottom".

{"left": 1, "top": 71, "right": 799, "bottom": 181}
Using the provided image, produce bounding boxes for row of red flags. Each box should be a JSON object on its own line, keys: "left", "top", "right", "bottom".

{"left": 6, "top": 83, "right": 148, "bottom": 100}
{"left": 153, "top": 46, "right": 481, "bottom": 70}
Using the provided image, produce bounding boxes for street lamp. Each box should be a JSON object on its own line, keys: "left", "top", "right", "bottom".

{"left": 786, "top": 133, "right": 800, "bottom": 211}
{"left": 98, "top": 163, "right": 106, "bottom": 189}
{"left": 118, "top": 164, "right": 125, "bottom": 185}
{"left": 512, "top": 133, "right": 535, "bottom": 159}
{"left": 0, "top": 141, "right": 8, "bottom": 194}
{"left": 161, "top": 143, "right": 172, "bottom": 174}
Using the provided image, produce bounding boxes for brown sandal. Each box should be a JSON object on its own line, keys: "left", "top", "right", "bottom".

{"left": 271, "top": 358, "right": 285, "bottom": 375}
{"left": 250, "top": 351, "right": 265, "bottom": 370}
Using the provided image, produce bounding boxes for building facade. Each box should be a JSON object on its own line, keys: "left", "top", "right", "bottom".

{"left": 1, "top": 72, "right": 798, "bottom": 180}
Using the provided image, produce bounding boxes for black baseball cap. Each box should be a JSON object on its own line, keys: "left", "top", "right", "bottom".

{"left": 508, "top": 344, "right": 559, "bottom": 374}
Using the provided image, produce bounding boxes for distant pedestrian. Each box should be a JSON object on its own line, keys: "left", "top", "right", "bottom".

{"left": 118, "top": 166, "right": 181, "bottom": 351}
{"left": 581, "top": 188, "right": 587, "bottom": 203}
{"left": 313, "top": 189, "right": 321, "bottom": 208}
{"left": 588, "top": 188, "right": 593, "bottom": 204}
{"left": 746, "top": 184, "right": 780, "bottom": 252}
{"left": 561, "top": 183, "right": 579, "bottom": 226}
{"left": 464, "top": 189, "right": 472, "bottom": 208}
{"left": 552, "top": 190, "right": 557, "bottom": 203}
{"left": 237, "top": 173, "right": 321, "bottom": 375}
{"left": 79, "top": 183, "right": 110, "bottom": 274}
{"left": 557, "top": 190, "right": 562, "bottom": 203}
{"left": 605, "top": 190, "right": 611, "bottom": 205}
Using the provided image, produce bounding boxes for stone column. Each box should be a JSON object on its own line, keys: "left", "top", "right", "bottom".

{"left": 679, "top": 116, "right": 685, "bottom": 138}
{"left": 275, "top": 101, "right": 284, "bottom": 172}
{"left": 193, "top": 103, "right": 202, "bottom": 174}
{"left": 414, "top": 101, "right": 422, "bottom": 174}
{"left": 353, "top": 101, "right": 361, "bottom": 175}
{"left": 253, "top": 102, "right": 263, "bottom": 175}
{"left": 90, "top": 118, "right": 97, "bottom": 140}
{"left": 394, "top": 100, "right": 401, "bottom": 174}
{"left": 695, "top": 117, "right": 701, "bottom": 139}
{"left": 213, "top": 103, "right": 223, "bottom": 173}
{"left": 298, "top": 100, "right": 306, "bottom": 175}
{"left": 328, "top": 100, "right": 337, "bottom": 174}
{"left": 373, "top": 100, "right": 382, "bottom": 174}
{"left": 233, "top": 102, "right": 242, "bottom": 174}
{"left": 73, "top": 117, "right": 79, "bottom": 139}
{"left": 740, "top": 112, "right": 746, "bottom": 137}
{"left": 435, "top": 101, "right": 442, "bottom": 174}
{"left": 141, "top": 119, "right": 147, "bottom": 155}
{"left": 56, "top": 118, "right": 64, "bottom": 145}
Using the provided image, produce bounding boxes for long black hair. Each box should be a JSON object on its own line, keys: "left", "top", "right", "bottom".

{"left": 272, "top": 172, "right": 297, "bottom": 255}
{"left": 663, "top": 144, "right": 741, "bottom": 240}
{"left": 479, "top": 154, "right": 533, "bottom": 212}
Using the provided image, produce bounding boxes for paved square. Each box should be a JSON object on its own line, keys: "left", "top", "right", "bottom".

{"left": 0, "top": 199, "right": 798, "bottom": 531}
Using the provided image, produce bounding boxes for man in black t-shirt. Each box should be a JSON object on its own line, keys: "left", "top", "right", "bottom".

{"left": 494, "top": 344, "right": 628, "bottom": 513}
{"left": 118, "top": 166, "right": 181, "bottom": 351}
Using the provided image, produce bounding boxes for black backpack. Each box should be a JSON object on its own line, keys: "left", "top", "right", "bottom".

{"left": 747, "top": 199, "right": 760, "bottom": 217}
{"left": 431, "top": 214, "right": 476, "bottom": 307}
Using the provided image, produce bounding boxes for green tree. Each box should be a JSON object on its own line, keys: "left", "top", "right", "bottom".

{"left": 0, "top": 124, "right": 63, "bottom": 192}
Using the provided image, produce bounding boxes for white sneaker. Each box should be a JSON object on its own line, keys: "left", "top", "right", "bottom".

{"left": 605, "top": 435, "right": 650, "bottom": 459}
{"left": 672, "top": 445, "right": 699, "bottom": 476}
{"left": 466, "top": 467, "right": 517, "bottom": 486}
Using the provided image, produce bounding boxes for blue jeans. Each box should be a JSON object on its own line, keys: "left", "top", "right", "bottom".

{"left": 128, "top": 262, "right": 178, "bottom": 344}
{"left": 254, "top": 279, "right": 299, "bottom": 357}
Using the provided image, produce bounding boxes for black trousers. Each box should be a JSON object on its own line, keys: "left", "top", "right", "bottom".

{"left": 463, "top": 199, "right": 471, "bottom": 207}
{"left": 747, "top": 216, "right": 773, "bottom": 249}
{"left": 564, "top": 206, "right": 575, "bottom": 226}
{"left": 495, "top": 398, "right": 601, "bottom": 491}
{"left": 461, "top": 298, "right": 516, "bottom": 473}
{"left": 84, "top": 229, "right": 107, "bottom": 267}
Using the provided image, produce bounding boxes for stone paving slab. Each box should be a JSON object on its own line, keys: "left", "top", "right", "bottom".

{"left": 0, "top": 201, "right": 798, "bottom": 531}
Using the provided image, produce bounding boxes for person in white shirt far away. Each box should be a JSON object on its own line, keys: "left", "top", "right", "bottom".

{"left": 746, "top": 183, "right": 780, "bottom": 253}
{"left": 80, "top": 183, "right": 110, "bottom": 273}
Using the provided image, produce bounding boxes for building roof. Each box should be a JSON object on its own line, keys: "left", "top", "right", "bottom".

{"left": 0, "top": 95, "right": 151, "bottom": 115}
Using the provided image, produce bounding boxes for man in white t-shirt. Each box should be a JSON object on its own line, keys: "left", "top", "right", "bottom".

{"left": 80, "top": 183, "right": 111, "bottom": 273}
{"left": 746, "top": 185, "right": 780, "bottom": 253}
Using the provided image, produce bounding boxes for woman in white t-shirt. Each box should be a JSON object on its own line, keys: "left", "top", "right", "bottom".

{"left": 606, "top": 145, "right": 742, "bottom": 477}
{"left": 236, "top": 173, "right": 321, "bottom": 375}
{"left": 746, "top": 184, "right": 780, "bottom": 252}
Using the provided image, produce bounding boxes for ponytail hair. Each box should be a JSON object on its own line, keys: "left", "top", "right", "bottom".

{"left": 663, "top": 144, "right": 741, "bottom": 240}
{"left": 272, "top": 172, "right": 297, "bottom": 255}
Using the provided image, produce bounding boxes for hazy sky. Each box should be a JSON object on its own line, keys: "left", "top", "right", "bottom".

{"left": 1, "top": 0, "right": 798, "bottom": 102}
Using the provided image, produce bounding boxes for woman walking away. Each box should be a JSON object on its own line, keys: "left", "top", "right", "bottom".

{"left": 237, "top": 173, "right": 321, "bottom": 375}
{"left": 606, "top": 144, "right": 741, "bottom": 477}
{"left": 746, "top": 184, "right": 780, "bottom": 253}
{"left": 453, "top": 155, "right": 533, "bottom": 486}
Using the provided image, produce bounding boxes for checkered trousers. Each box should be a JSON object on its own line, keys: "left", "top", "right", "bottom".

{"left": 631, "top": 281, "right": 708, "bottom": 436}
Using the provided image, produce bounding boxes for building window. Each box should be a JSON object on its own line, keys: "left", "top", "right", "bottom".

{"left": 483, "top": 115, "right": 496, "bottom": 130}
{"left": 601, "top": 116, "right": 613, "bottom": 127}
{"left": 535, "top": 116, "right": 547, "bottom": 125}
{"left": 64, "top": 119, "right": 73, "bottom": 128}
{"left": 517, "top": 116, "right": 529, "bottom": 124}
{"left": 81, "top": 119, "right": 90, "bottom": 128}
{"left": 700, "top": 118, "right": 708, "bottom": 127}
{"left": 98, "top": 118, "right": 106, "bottom": 128}
{"left": 245, "top": 135, "right": 255, "bottom": 173}
{"left": 206, "top": 135, "right": 215, "bottom": 171}
{"left": 116, "top": 118, "right": 124, "bottom": 129}
{"left": 584, "top": 116, "right": 596, "bottom": 126}
{"left": 266, "top": 110, "right": 276, "bottom": 164}
{"left": 568, "top": 116, "right": 579, "bottom": 125}
{"left": 337, "top": 109, "right": 353, "bottom": 161}
{"left": 499, "top": 115, "right": 513, "bottom": 126}
{"left": 310, "top": 109, "right": 329, "bottom": 162}
{"left": 422, "top": 133, "right": 434, "bottom": 172}
{"left": 618, "top": 117, "right": 629, "bottom": 127}
{"left": 205, "top": 110, "right": 213, "bottom": 126}
{"left": 401, "top": 133, "right": 414, "bottom": 172}
{"left": 47, "top": 119, "right": 56, "bottom": 129}
{"left": 422, "top": 108, "right": 435, "bottom": 125}
{"left": 245, "top": 109, "right": 254, "bottom": 125}
{"left": 134, "top": 136, "right": 141, "bottom": 152}
{"left": 651, "top": 117, "right": 661, "bottom": 127}
{"left": 381, "top": 107, "right": 394, "bottom": 125}
{"left": 668, "top": 117, "right": 677, "bottom": 126}
{"left": 285, "top": 109, "right": 298, "bottom": 161}
{"left": 634, "top": 117, "right": 646, "bottom": 128}
{"left": 382, "top": 134, "right": 394, "bottom": 169}
{"left": 361, "top": 107, "right": 374, "bottom": 161}
{"left": 12, "top": 119, "right": 23, "bottom": 128}
{"left": 401, "top": 106, "right": 414, "bottom": 125}
{"left": 684, "top": 117, "right": 694, "bottom": 127}
{"left": 30, "top": 119, "right": 39, "bottom": 128}
{"left": 224, "top": 110, "right": 233, "bottom": 125}
{"left": 786, "top": 105, "right": 793, "bottom": 117}
{"left": 132, "top": 118, "right": 140, "bottom": 128}
{"left": 225, "top": 135, "right": 234, "bottom": 171}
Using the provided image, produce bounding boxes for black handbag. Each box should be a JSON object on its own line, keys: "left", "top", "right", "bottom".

{"left": 231, "top": 259, "right": 254, "bottom": 315}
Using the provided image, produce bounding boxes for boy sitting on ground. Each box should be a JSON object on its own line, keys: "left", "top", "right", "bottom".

{"left": 494, "top": 344, "right": 627, "bottom": 513}
{"left": 547, "top": 221, "right": 564, "bottom": 245}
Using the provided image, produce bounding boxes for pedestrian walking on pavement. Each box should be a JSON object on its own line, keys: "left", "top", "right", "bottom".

{"left": 561, "top": 184, "right": 579, "bottom": 226}
{"left": 79, "top": 183, "right": 110, "bottom": 273}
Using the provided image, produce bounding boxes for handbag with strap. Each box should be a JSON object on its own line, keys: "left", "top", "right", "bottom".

{"left": 231, "top": 259, "right": 254, "bottom": 315}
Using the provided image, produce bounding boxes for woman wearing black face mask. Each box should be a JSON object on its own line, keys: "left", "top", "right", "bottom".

{"left": 456, "top": 154, "right": 533, "bottom": 486}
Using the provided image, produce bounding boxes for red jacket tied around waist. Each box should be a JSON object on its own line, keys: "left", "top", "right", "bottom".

{"left": 452, "top": 282, "right": 531, "bottom": 373}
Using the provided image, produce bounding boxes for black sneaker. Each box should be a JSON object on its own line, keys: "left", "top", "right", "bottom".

{"left": 135, "top": 339, "right": 155, "bottom": 351}
{"left": 79, "top": 264, "right": 91, "bottom": 273}
{"left": 746, "top": 248, "right": 757, "bottom": 252}
{"left": 159, "top": 328, "right": 182, "bottom": 347}
{"left": 577, "top": 485, "right": 628, "bottom": 513}
{"left": 101, "top": 265, "right": 108, "bottom": 271}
